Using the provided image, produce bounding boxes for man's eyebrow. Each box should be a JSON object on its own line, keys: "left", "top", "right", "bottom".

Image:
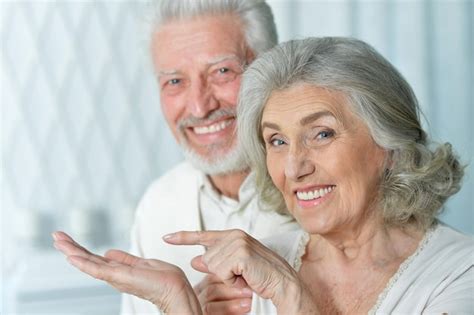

{"left": 158, "top": 69, "right": 179, "bottom": 76}
{"left": 300, "top": 111, "right": 334, "bottom": 125}
{"left": 157, "top": 55, "right": 241, "bottom": 77}
{"left": 208, "top": 55, "right": 241, "bottom": 66}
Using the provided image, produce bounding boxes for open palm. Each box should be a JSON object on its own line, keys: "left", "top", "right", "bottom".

{"left": 53, "top": 231, "right": 201, "bottom": 314}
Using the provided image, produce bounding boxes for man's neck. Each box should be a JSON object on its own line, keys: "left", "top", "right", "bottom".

{"left": 208, "top": 169, "right": 250, "bottom": 201}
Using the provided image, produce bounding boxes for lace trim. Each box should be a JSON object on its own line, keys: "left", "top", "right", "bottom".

{"left": 291, "top": 224, "right": 438, "bottom": 314}
{"left": 294, "top": 231, "right": 310, "bottom": 271}
{"left": 368, "top": 223, "right": 438, "bottom": 314}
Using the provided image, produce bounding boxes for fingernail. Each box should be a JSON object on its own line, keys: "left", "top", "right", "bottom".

{"left": 240, "top": 299, "right": 251, "bottom": 308}
{"left": 162, "top": 233, "right": 175, "bottom": 241}
{"left": 53, "top": 242, "right": 63, "bottom": 250}
{"left": 241, "top": 288, "right": 253, "bottom": 297}
{"left": 67, "top": 256, "right": 79, "bottom": 266}
{"left": 51, "top": 232, "right": 58, "bottom": 241}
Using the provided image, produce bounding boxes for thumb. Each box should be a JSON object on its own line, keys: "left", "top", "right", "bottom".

{"left": 190, "top": 255, "right": 210, "bottom": 273}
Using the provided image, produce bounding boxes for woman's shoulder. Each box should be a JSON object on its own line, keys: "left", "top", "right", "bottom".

{"left": 430, "top": 222, "right": 474, "bottom": 257}
{"left": 259, "top": 229, "right": 307, "bottom": 268}
{"left": 373, "top": 222, "right": 473, "bottom": 313}
{"left": 395, "top": 221, "right": 473, "bottom": 287}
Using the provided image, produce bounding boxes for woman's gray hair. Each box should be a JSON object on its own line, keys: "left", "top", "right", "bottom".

{"left": 146, "top": 0, "right": 277, "bottom": 55}
{"left": 238, "top": 37, "right": 465, "bottom": 230}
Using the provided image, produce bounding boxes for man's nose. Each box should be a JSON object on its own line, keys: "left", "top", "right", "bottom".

{"left": 187, "top": 77, "right": 219, "bottom": 118}
{"left": 284, "top": 145, "right": 315, "bottom": 181}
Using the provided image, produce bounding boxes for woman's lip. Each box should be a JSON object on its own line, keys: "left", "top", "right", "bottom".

{"left": 296, "top": 185, "right": 335, "bottom": 200}
{"left": 293, "top": 184, "right": 336, "bottom": 194}
{"left": 296, "top": 186, "right": 335, "bottom": 207}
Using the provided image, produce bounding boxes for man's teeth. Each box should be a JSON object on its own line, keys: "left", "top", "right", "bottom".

{"left": 296, "top": 186, "right": 334, "bottom": 201}
{"left": 193, "top": 120, "right": 232, "bottom": 135}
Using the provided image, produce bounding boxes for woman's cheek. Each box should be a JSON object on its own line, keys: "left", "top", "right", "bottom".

{"left": 267, "top": 153, "right": 285, "bottom": 193}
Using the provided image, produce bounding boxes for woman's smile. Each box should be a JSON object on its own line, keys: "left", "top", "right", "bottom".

{"left": 295, "top": 185, "right": 336, "bottom": 208}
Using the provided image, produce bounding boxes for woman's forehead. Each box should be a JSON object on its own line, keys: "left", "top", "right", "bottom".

{"left": 262, "top": 84, "right": 353, "bottom": 123}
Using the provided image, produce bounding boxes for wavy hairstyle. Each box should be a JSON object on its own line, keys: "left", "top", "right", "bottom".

{"left": 238, "top": 37, "right": 464, "bottom": 230}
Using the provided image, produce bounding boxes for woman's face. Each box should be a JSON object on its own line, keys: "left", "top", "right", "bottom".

{"left": 261, "top": 84, "right": 387, "bottom": 235}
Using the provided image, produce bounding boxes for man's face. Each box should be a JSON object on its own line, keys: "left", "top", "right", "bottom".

{"left": 151, "top": 15, "right": 253, "bottom": 174}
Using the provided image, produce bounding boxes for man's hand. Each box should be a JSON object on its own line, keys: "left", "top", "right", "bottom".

{"left": 52, "top": 231, "right": 202, "bottom": 314}
{"left": 194, "top": 274, "right": 253, "bottom": 314}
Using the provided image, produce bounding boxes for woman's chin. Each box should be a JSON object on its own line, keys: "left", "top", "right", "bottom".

{"left": 295, "top": 215, "right": 334, "bottom": 236}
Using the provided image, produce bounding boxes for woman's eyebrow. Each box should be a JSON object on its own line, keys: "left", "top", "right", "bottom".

{"left": 300, "top": 111, "right": 334, "bottom": 126}
{"left": 261, "top": 122, "right": 280, "bottom": 131}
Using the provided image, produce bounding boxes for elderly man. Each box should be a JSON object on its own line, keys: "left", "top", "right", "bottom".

{"left": 122, "top": 1, "right": 297, "bottom": 314}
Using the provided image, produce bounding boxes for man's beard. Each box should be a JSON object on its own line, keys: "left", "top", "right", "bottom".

{"left": 177, "top": 109, "right": 249, "bottom": 175}
{"left": 181, "top": 141, "right": 248, "bottom": 175}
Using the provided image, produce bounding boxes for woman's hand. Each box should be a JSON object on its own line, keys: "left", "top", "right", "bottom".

{"left": 164, "top": 229, "right": 316, "bottom": 313}
{"left": 194, "top": 274, "right": 253, "bottom": 314}
{"left": 52, "top": 231, "right": 201, "bottom": 314}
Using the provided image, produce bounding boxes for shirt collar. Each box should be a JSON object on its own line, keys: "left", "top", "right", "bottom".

{"left": 198, "top": 171, "right": 257, "bottom": 207}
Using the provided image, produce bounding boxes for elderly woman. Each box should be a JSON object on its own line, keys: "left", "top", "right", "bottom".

{"left": 53, "top": 37, "right": 473, "bottom": 314}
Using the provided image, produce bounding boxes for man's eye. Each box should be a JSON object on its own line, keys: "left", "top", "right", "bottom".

{"left": 168, "top": 78, "right": 181, "bottom": 85}
{"left": 218, "top": 67, "right": 230, "bottom": 74}
{"left": 210, "top": 66, "right": 240, "bottom": 84}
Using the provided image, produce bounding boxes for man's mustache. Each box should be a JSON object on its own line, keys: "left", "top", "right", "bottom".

{"left": 177, "top": 108, "right": 236, "bottom": 130}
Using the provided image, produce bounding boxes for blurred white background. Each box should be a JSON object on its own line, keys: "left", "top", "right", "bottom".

{"left": 1, "top": 0, "right": 472, "bottom": 314}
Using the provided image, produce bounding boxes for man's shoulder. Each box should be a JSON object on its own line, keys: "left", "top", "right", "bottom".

{"left": 148, "top": 161, "right": 201, "bottom": 190}
{"left": 135, "top": 161, "right": 201, "bottom": 218}
{"left": 141, "top": 161, "right": 202, "bottom": 200}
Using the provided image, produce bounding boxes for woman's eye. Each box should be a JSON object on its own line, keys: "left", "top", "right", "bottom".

{"left": 270, "top": 139, "right": 286, "bottom": 146}
{"left": 316, "top": 130, "right": 334, "bottom": 139}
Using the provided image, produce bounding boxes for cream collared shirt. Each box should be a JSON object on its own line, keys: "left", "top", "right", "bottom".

{"left": 121, "top": 162, "right": 298, "bottom": 315}
{"left": 199, "top": 172, "right": 260, "bottom": 233}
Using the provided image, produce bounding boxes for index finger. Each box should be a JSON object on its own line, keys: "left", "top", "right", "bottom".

{"left": 163, "top": 230, "right": 229, "bottom": 246}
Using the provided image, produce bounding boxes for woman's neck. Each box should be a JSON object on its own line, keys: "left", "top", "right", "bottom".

{"left": 304, "top": 221, "right": 423, "bottom": 267}
{"left": 300, "top": 219, "right": 425, "bottom": 315}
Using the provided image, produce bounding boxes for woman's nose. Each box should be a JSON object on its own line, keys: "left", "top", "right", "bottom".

{"left": 187, "top": 78, "right": 219, "bottom": 118}
{"left": 284, "top": 147, "right": 315, "bottom": 181}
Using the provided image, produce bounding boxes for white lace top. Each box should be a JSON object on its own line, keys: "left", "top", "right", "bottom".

{"left": 249, "top": 222, "right": 474, "bottom": 314}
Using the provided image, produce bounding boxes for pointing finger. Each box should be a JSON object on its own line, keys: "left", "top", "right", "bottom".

{"left": 163, "top": 230, "right": 228, "bottom": 246}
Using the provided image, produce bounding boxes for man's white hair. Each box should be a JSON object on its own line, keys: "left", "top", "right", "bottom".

{"left": 146, "top": 0, "right": 278, "bottom": 55}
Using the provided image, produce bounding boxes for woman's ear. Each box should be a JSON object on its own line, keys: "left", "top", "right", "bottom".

{"left": 383, "top": 150, "right": 394, "bottom": 178}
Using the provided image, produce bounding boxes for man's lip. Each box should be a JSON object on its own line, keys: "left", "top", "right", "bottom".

{"left": 186, "top": 117, "right": 235, "bottom": 136}
{"left": 186, "top": 116, "right": 235, "bottom": 128}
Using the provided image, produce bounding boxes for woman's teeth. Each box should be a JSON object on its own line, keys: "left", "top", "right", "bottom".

{"left": 193, "top": 119, "right": 233, "bottom": 135}
{"left": 297, "top": 186, "right": 334, "bottom": 201}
